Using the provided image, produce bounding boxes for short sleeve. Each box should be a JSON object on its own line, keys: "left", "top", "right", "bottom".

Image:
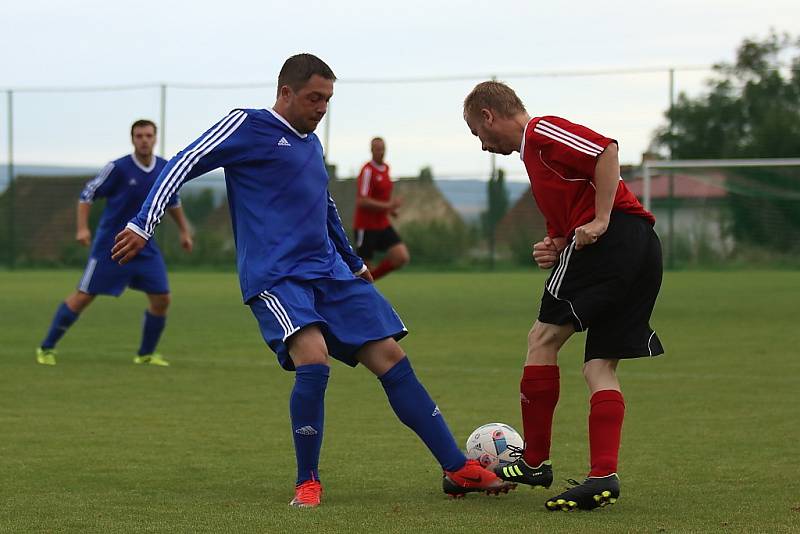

{"left": 531, "top": 116, "right": 616, "bottom": 178}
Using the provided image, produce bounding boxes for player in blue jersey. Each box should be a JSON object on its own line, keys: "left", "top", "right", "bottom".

{"left": 36, "top": 120, "right": 193, "bottom": 367}
{"left": 112, "top": 54, "right": 514, "bottom": 507}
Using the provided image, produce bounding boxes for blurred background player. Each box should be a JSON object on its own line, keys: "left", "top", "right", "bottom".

{"left": 35, "top": 120, "right": 193, "bottom": 366}
{"left": 353, "top": 137, "right": 410, "bottom": 280}
{"left": 112, "top": 54, "right": 513, "bottom": 507}
{"left": 463, "top": 81, "right": 664, "bottom": 511}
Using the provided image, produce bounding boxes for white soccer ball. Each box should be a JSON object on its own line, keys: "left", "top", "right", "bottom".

{"left": 465, "top": 422, "right": 524, "bottom": 470}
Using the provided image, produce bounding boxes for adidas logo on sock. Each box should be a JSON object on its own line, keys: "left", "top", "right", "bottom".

{"left": 277, "top": 137, "right": 291, "bottom": 147}
{"left": 295, "top": 425, "right": 318, "bottom": 435}
{"left": 431, "top": 405, "right": 441, "bottom": 417}
{"left": 520, "top": 392, "right": 530, "bottom": 404}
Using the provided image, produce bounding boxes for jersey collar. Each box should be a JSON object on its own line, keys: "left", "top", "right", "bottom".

{"left": 370, "top": 160, "right": 387, "bottom": 172}
{"left": 267, "top": 108, "right": 308, "bottom": 139}
{"left": 520, "top": 117, "right": 535, "bottom": 161}
{"left": 131, "top": 153, "right": 157, "bottom": 173}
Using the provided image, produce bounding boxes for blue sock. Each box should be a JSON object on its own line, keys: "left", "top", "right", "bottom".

{"left": 138, "top": 311, "right": 166, "bottom": 356}
{"left": 291, "top": 364, "right": 329, "bottom": 484}
{"left": 379, "top": 356, "right": 466, "bottom": 472}
{"left": 41, "top": 302, "right": 80, "bottom": 349}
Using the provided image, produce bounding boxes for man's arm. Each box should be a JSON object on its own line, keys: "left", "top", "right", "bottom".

{"left": 326, "top": 191, "right": 372, "bottom": 282}
{"left": 76, "top": 161, "right": 116, "bottom": 246}
{"left": 76, "top": 201, "right": 92, "bottom": 246}
{"left": 167, "top": 205, "right": 194, "bottom": 252}
{"left": 113, "top": 109, "right": 250, "bottom": 264}
{"left": 574, "top": 143, "right": 619, "bottom": 249}
{"left": 356, "top": 196, "right": 401, "bottom": 213}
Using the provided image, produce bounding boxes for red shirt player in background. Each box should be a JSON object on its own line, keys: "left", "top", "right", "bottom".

{"left": 353, "top": 137, "right": 410, "bottom": 280}
{"left": 463, "top": 81, "right": 664, "bottom": 511}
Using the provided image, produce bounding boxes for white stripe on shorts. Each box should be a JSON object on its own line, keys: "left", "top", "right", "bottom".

{"left": 78, "top": 257, "right": 98, "bottom": 292}
{"left": 547, "top": 240, "right": 576, "bottom": 297}
{"left": 259, "top": 290, "right": 299, "bottom": 341}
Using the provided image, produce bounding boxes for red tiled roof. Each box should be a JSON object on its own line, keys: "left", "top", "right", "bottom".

{"left": 625, "top": 173, "right": 728, "bottom": 199}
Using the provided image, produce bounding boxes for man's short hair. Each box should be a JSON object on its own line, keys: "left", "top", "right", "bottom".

{"left": 277, "top": 53, "right": 337, "bottom": 96}
{"left": 463, "top": 81, "right": 526, "bottom": 119}
{"left": 131, "top": 119, "right": 157, "bottom": 136}
{"left": 371, "top": 137, "right": 384, "bottom": 145}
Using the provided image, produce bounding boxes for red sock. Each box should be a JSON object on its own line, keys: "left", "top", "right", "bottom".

{"left": 520, "top": 365, "right": 560, "bottom": 466}
{"left": 371, "top": 258, "right": 397, "bottom": 280}
{"left": 588, "top": 389, "right": 625, "bottom": 477}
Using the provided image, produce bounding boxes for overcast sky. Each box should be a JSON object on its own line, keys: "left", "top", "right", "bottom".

{"left": 1, "top": 0, "right": 798, "bottom": 180}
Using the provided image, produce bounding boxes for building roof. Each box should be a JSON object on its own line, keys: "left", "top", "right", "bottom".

{"left": 624, "top": 172, "right": 728, "bottom": 200}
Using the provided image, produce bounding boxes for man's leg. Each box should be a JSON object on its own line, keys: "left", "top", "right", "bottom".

{"left": 371, "top": 243, "right": 410, "bottom": 281}
{"left": 357, "top": 338, "right": 514, "bottom": 496}
{"left": 498, "top": 320, "right": 573, "bottom": 485}
{"left": 545, "top": 358, "right": 622, "bottom": 511}
{"left": 286, "top": 326, "right": 330, "bottom": 490}
{"left": 583, "top": 358, "right": 624, "bottom": 477}
{"left": 37, "top": 291, "right": 95, "bottom": 364}
{"left": 134, "top": 293, "right": 171, "bottom": 365}
{"left": 357, "top": 338, "right": 464, "bottom": 470}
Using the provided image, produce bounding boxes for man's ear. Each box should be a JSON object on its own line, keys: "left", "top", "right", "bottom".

{"left": 481, "top": 108, "right": 494, "bottom": 125}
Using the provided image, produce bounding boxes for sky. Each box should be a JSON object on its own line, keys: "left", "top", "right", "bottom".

{"left": 1, "top": 0, "right": 799, "bottom": 181}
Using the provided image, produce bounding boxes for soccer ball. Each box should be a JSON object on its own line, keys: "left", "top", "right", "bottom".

{"left": 465, "top": 423, "right": 524, "bottom": 470}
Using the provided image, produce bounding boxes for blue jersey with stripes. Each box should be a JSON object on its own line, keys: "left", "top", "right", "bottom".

{"left": 81, "top": 154, "right": 178, "bottom": 260}
{"left": 127, "top": 108, "right": 364, "bottom": 302}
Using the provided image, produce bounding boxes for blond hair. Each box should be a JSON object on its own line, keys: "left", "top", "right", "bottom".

{"left": 463, "top": 81, "right": 526, "bottom": 119}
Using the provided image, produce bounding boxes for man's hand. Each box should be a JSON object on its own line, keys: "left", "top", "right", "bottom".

{"left": 574, "top": 218, "right": 608, "bottom": 250}
{"left": 180, "top": 231, "right": 194, "bottom": 253}
{"left": 389, "top": 197, "right": 402, "bottom": 217}
{"left": 76, "top": 228, "right": 91, "bottom": 247}
{"left": 532, "top": 236, "right": 566, "bottom": 269}
{"left": 111, "top": 228, "right": 147, "bottom": 265}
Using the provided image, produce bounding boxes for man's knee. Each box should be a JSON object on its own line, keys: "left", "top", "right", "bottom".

{"left": 582, "top": 358, "right": 620, "bottom": 393}
{"left": 357, "top": 337, "right": 405, "bottom": 376}
{"left": 526, "top": 321, "right": 572, "bottom": 365}
{"left": 395, "top": 246, "right": 410, "bottom": 267}
{"left": 287, "top": 326, "right": 330, "bottom": 367}
{"left": 66, "top": 291, "right": 94, "bottom": 313}
{"left": 148, "top": 293, "right": 171, "bottom": 315}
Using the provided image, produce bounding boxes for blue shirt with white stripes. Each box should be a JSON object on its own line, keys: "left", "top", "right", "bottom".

{"left": 81, "top": 154, "right": 178, "bottom": 259}
{"left": 127, "top": 108, "right": 365, "bottom": 302}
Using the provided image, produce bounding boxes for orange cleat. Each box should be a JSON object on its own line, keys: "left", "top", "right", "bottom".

{"left": 289, "top": 479, "right": 323, "bottom": 508}
{"left": 442, "top": 459, "right": 517, "bottom": 497}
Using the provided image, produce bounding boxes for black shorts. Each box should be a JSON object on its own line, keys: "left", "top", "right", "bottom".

{"left": 539, "top": 211, "right": 665, "bottom": 362}
{"left": 354, "top": 226, "right": 402, "bottom": 260}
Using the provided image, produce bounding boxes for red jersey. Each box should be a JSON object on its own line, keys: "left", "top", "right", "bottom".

{"left": 521, "top": 116, "right": 655, "bottom": 238}
{"left": 354, "top": 161, "right": 393, "bottom": 230}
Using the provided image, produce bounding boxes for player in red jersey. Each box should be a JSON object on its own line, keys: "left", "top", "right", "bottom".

{"left": 463, "top": 81, "right": 664, "bottom": 511}
{"left": 353, "top": 137, "right": 410, "bottom": 280}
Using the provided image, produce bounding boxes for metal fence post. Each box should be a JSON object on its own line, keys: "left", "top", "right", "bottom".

{"left": 6, "top": 89, "right": 15, "bottom": 269}
{"left": 159, "top": 84, "right": 167, "bottom": 158}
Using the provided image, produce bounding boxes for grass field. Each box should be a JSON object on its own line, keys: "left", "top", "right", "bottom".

{"left": 1, "top": 270, "right": 799, "bottom": 533}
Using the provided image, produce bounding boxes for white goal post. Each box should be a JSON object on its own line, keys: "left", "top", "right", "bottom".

{"left": 641, "top": 158, "right": 800, "bottom": 211}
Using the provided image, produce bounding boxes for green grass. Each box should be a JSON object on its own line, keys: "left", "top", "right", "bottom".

{"left": 1, "top": 270, "right": 799, "bottom": 533}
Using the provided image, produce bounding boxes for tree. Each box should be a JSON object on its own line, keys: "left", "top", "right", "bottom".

{"left": 482, "top": 167, "right": 509, "bottom": 238}
{"left": 418, "top": 166, "right": 434, "bottom": 183}
{"left": 655, "top": 31, "right": 800, "bottom": 158}
{"left": 653, "top": 31, "right": 800, "bottom": 252}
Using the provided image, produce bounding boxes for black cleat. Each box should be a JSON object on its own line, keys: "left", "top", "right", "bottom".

{"left": 545, "top": 473, "right": 620, "bottom": 511}
{"left": 494, "top": 459, "right": 553, "bottom": 488}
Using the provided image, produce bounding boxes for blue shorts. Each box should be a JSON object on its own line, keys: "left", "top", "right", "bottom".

{"left": 77, "top": 252, "right": 170, "bottom": 297}
{"left": 249, "top": 276, "right": 408, "bottom": 371}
